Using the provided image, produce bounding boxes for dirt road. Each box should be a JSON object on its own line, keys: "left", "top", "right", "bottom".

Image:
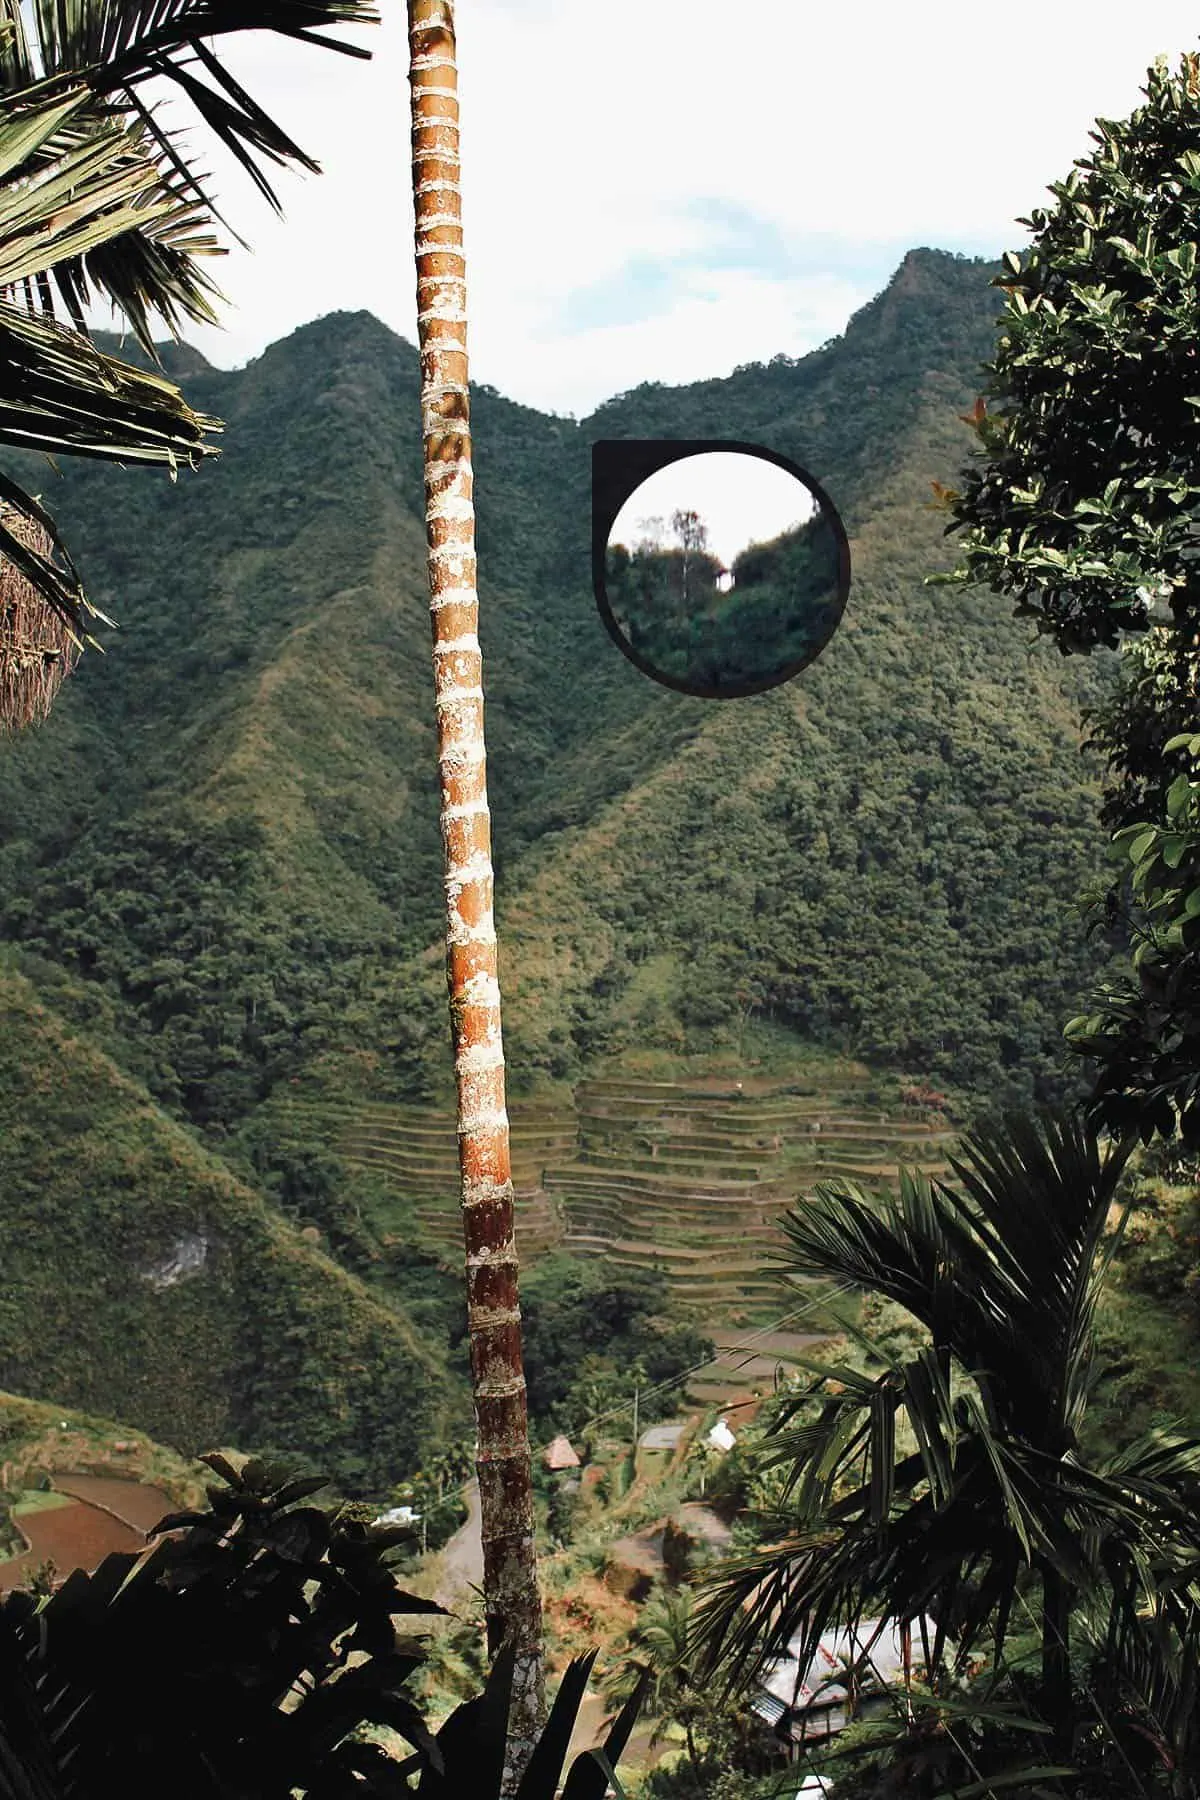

{"left": 433, "top": 1479, "right": 482, "bottom": 1608}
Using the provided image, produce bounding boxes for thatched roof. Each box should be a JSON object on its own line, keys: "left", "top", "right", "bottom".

{"left": 543, "top": 1434, "right": 580, "bottom": 1471}
{"left": 0, "top": 508, "right": 79, "bottom": 731}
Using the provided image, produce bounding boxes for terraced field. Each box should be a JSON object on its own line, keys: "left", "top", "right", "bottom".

{"left": 270, "top": 1097, "right": 578, "bottom": 1262}
{"left": 550, "top": 1073, "right": 953, "bottom": 1321}
{"left": 268, "top": 1071, "right": 954, "bottom": 1340}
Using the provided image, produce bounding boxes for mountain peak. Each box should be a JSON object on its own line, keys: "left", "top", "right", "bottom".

{"left": 90, "top": 331, "right": 215, "bottom": 380}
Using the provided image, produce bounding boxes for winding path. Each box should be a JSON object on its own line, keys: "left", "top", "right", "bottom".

{"left": 433, "top": 1479, "right": 482, "bottom": 1608}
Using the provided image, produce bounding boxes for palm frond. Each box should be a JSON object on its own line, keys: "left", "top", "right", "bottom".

{"left": 0, "top": 296, "right": 217, "bottom": 637}
{"left": 0, "top": 104, "right": 207, "bottom": 294}
{"left": 693, "top": 1108, "right": 1200, "bottom": 1757}
{"left": 0, "top": 293, "right": 216, "bottom": 462}
{"left": 0, "top": 3, "right": 379, "bottom": 353}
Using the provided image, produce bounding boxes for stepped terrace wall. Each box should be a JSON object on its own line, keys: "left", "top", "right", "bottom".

{"left": 270, "top": 1074, "right": 953, "bottom": 1323}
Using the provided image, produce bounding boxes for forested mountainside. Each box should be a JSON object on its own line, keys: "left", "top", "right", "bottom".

{"left": 0, "top": 248, "right": 1114, "bottom": 1133}
{"left": 0, "top": 247, "right": 1128, "bottom": 1480}
{"left": 0, "top": 965, "right": 465, "bottom": 1493}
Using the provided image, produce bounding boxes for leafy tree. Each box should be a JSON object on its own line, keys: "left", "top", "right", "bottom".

{"left": 689, "top": 1112, "right": 1200, "bottom": 1787}
{"left": 934, "top": 52, "right": 1200, "bottom": 654}
{"left": 932, "top": 51, "right": 1200, "bottom": 1136}
{"left": 1067, "top": 734, "right": 1200, "bottom": 1142}
{"left": 516, "top": 1257, "right": 713, "bottom": 1435}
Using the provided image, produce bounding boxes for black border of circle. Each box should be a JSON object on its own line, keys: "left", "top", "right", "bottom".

{"left": 591, "top": 439, "right": 852, "bottom": 701}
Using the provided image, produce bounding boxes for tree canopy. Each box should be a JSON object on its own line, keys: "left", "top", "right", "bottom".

{"left": 933, "top": 52, "right": 1200, "bottom": 1140}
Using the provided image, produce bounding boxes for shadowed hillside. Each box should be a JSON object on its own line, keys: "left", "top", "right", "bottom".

{"left": 0, "top": 963, "right": 465, "bottom": 1495}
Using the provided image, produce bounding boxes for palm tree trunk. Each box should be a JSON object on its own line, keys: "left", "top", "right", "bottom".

{"left": 407, "top": 1, "right": 546, "bottom": 1784}
{"left": 1040, "top": 1560, "right": 1073, "bottom": 1761}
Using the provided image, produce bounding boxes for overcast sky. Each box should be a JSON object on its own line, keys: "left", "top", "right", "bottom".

{"left": 610, "top": 454, "right": 817, "bottom": 572}
{"left": 158, "top": 2, "right": 1200, "bottom": 421}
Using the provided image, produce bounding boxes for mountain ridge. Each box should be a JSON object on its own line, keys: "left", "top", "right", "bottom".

{"left": 0, "top": 246, "right": 1125, "bottom": 1479}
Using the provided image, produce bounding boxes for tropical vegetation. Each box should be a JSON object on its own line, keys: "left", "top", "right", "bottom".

{"left": 2, "top": 13, "right": 1200, "bottom": 1797}
{"left": 689, "top": 1111, "right": 1200, "bottom": 1792}
{"left": 934, "top": 51, "right": 1200, "bottom": 1142}
{"left": 0, "top": 1451, "right": 648, "bottom": 1797}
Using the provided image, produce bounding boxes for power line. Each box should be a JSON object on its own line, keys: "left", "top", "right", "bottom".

{"left": 575, "top": 1278, "right": 861, "bottom": 1439}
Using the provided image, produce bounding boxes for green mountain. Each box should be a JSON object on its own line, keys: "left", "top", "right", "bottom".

{"left": 0, "top": 246, "right": 1128, "bottom": 1477}
{"left": 0, "top": 961, "right": 464, "bottom": 1494}
{"left": 1, "top": 248, "right": 1113, "bottom": 1120}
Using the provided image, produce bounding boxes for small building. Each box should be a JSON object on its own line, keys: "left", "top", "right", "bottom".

{"left": 707, "top": 1418, "right": 736, "bottom": 1453}
{"left": 543, "top": 1434, "right": 580, "bottom": 1473}
{"left": 751, "top": 1616, "right": 936, "bottom": 1750}
{"left": 373, "top": 1505, "right": 421, "bottom": 1529}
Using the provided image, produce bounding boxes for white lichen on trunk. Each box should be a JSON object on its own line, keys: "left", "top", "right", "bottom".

{"left": 407, "top": 2, "right": 546, "bottom": 1789}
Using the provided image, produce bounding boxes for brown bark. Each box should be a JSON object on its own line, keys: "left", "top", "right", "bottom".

{"left": 406, "top": 1, "right": 546, "bottom": 1787}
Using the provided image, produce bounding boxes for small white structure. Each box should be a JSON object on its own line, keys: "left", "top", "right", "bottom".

{"left": 752, "top": 1616, "right": 936, "bottom": 1747}
{"left": 373, "top": 1505, "right": 421, "bottom": 1529}
{"left": 707, "top": 1417, "right": 737, "bottom": 1453}
{"left": 715, "top": 568, "right": 734, "bottom": 593}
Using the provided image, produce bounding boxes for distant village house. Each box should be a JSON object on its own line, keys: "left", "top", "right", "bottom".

{"left": 751, "top": 1616, "right": 937, "bottom": 1753}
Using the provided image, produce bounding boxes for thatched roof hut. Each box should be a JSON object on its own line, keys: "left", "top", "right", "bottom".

{"left": 543, "top": 1434, "right": 580, "bottom": 1472}
{"left": 0, "top": 508, "right": 79, "bottom": 730}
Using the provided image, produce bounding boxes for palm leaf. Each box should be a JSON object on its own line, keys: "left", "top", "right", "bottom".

{"left": 692, "top": 1107, "right": 1200, "bottom": 1764}
{"left": 0, "top": 3, "right": 379, "bottom": 355}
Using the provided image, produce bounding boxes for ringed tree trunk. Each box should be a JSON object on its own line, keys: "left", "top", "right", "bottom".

{"left": 406, "top": 0, "right": 546, "bottom": 1784}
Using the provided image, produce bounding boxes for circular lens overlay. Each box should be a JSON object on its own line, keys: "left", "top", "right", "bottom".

{"left": 598, "top": 448, "right": 848, "bottom": 698}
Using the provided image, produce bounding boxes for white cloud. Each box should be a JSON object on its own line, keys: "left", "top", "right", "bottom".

{"left": 160, "top": 2, "right": 1200, "bottom": 417}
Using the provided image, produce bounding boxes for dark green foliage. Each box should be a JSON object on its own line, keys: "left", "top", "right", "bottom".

{"left": 936, "top": 53, "right": 1200, "bottom": 655}
{"left": 1083, "top": 628, "right": 1199, "bottom": 831}
{"left": 0, "top": 964, "right": 465, "bottom": 1498}
{"left": 2, "top": 814, "right": 366, "bottom": 1128}
{"left": 0, "top": 1453, "right": 647, "bottom": 1800}
{"left": 402, "top": 1645, "right": 647, "bottom": 1798}
{"left": 691, "top": 1109, "right": 1200, "bottom": 1793}
{"left": 932, "top": 54, "right": 1200, "bottom": 1140}
{"left": 1067, "top": 737, "right": 1200, "bottom": 1141}
{"left": 516, "top": 1257, "right": 713, "bottom": 1434}
{"left": 0, "top": 1452, "right": 444, "bottom": 1798}
{"left": 0, "top": 253, "right": 1117, "bottom": 1139}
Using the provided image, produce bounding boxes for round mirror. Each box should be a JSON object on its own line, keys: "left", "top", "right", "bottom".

{"left": 596, "top": 446, "right": 849, "bottom": 698}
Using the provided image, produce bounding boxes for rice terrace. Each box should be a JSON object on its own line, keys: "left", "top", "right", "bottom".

{"left": 0, "top": 5, "right": 1199, "bottom": 1794}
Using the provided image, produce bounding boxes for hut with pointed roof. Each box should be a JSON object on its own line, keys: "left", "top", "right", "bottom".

{"left": 543, "top": 1434, "right": 580, "bottom": 1473}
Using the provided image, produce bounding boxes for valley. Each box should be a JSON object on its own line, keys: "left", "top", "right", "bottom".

{"left": 2, "top": 241, "right": 1197, "bottom": 1792}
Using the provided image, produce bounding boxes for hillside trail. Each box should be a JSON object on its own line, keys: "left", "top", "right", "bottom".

{"left": 432, "top": 1479, "right": 482, "bottom": 1609}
